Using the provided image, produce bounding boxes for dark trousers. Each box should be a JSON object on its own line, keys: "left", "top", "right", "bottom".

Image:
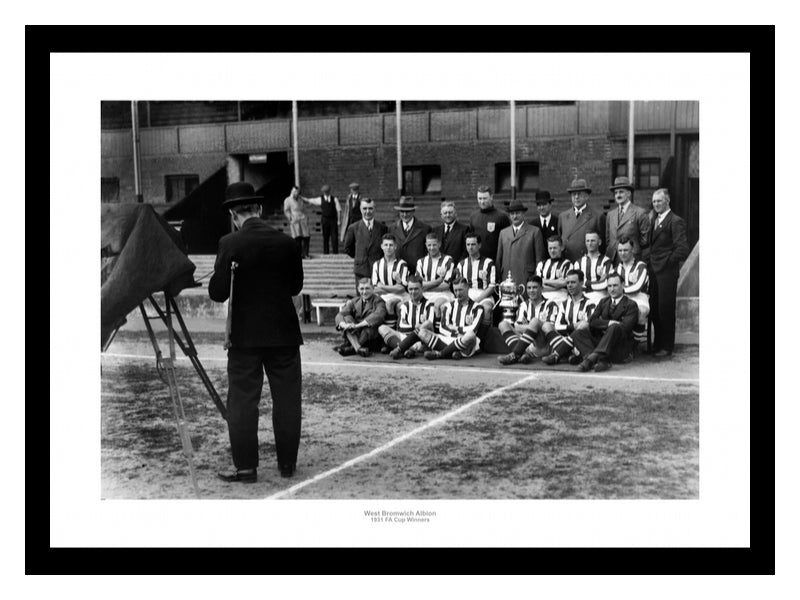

{"left": 321, "top": 218, "right": 339, "bottom": 254}
{"left": 649, "top": 268, "right": 679, "bottom": 352}
{"left": 226, "top": 346, "right": 302, "bottom": 470}
{"left": 571, "top": 324, "right": 631, "bottom": 363}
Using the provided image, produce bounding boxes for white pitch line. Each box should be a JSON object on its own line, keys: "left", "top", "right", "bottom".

{"left": 265, "top": 373, "right": 539, "bottom": 500}
{"left": 101, "top": 353, "right": 699, "bottom": 384}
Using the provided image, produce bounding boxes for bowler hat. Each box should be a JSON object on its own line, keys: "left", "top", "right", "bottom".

{"left": 506, "top": 199, "right": 528, "bottom": 213}
{"left": 349, "top": 182, "right": 360, "bottom": 189}
{"left": 567, "top": 179, "right": 592, "bottom": 194}
{"left": 394, "top": 196, "right": 416, "bottom": 211}
{"left": 535, "top": 190, "right": 553, "bottom": 204}
{"left": 609, "top": 176, "right": 635, "bottom": 191}
{"left": 222, "top": 181, "right": 263, "bottom": 209}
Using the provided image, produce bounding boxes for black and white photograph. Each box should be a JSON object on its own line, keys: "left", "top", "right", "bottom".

{"left": 41, "top": 27, "right": 775, "bottom": 577}
{"left": 99, "top": 98, "right": 700, "bottom": 502}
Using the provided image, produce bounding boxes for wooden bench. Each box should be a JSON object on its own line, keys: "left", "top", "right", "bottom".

{"left": 298, "top": 254, "right": 355, "bottom": 325}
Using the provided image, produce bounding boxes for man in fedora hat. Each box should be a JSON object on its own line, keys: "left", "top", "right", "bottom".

{"left": 558, "top": 178, "right": 603, "bottom": 262}
{"left": 339, "top": 182, "right": 362, "bottom": 244}
{"left": 532, "top": 190, "right": 559, "bottom": 240}
{"left": 605, "top": 176, "right": 651, "bottom": 265}
{"left": 209, "top": 181, "right": 304, "bottom": 482}
{"left": 389, "top": 196, "right": 431, "bottom": 270}
{"left": 496, "top": 198, "right": 546, "bottom": 291}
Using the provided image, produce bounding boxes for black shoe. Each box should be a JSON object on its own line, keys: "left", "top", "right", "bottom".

{"left": 518, "top": 352, "right": 534, "bottom": 364}
{"left": 404, "top": 349, "right": 419, "bottom": 359}
{"left": 389, "top": 347, "right": 403, "bottom": 360}
{"left": 593, "top": 360, "right": 612, "bottom": 372}
{"left": 653, "top": 349, "right": 672, "bottom": 358}
{"left": 217, "top": 468, "right": 257, "bottom": 483}
{"left": 568, "top": 353, "right": 583, "bottom": 365}
{"left": 424, "top": 350, "right": 441, "bottom": 360}
{"left": 279, "top": 464, "right": 296, "bottom": 478}
{"left": 578, "top": 359, "right": 594, "bottom": 372}
{"left": 357, "top": 348, "right": 371, "bottom": 358}
{"left": 380, "top": 345, "right": 391, "bottom": 354}
{"left": 338, "top": 346, "right": 356, "bottom": 356}
{"left": 497, "top": 352, "right": 518, "bottom": 365}
{"left": 541, "top": 352, "right": 560, "bottom": 366}
{"left": 451, "top": 351, "right": 463, "bottom": 360}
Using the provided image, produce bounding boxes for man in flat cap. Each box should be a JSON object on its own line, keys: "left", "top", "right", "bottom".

{"left": 209, "top": 182, "right": 304, "bottom": 482}
{"left": 558, "top": 178, "right": 603, "bottom": 262}
{"left": 605, "top": 176, "right": 651, "bottom": 266}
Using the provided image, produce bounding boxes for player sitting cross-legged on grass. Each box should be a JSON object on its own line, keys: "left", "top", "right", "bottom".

{"left": 416, "top": 232, "right": 456, "bottom": 322}
{"left": 497, "top": 275, "right": 559, "bottom": 365}
{"left": 539, "top": 269, "right": 598, "bottom": 366}
{"left": 378, "top": 275, "right": 437, "bottom": 360}
{"left": 417, "top": 275, "right": 483, "bottom": 361}
{"left": 334, "top": 278, "right": 387, "bottom": 358}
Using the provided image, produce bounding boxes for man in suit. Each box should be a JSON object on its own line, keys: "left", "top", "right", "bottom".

{"left": 646, "top": 188, "right": 690, "bottom": 357}
{"left": 469, "top": 185, "right": 511, "bottom": 261}
{"left": 495, "top": 199, "right": 546, "bottom": 289}
{"left": 432, "top": 200, "right": 468, "bottom": 263}
{"left": 334, "top": 277, "right": 388, "bottom": 357}
{"left": 305, "top": 184, "right": 341, "bottom": 254}
{"left": 605, "top": 176, "right": 651, "bottom": 265}
{"left": 389, "top": 196, "right": 431, "bottom": 270}
{"left": 339, "top": 182, "right": 362, "bottom": 245}
{"left": 570, "top": 272, "right": 639, "bottom": 372}
{"left": 532, "top": 190, "right": 559, "bottom": 241}
{"left": 558, "top": 178, "right": 603, "bottom": 262}
{"left": 343, "top": 197, "right": 388, "bottom": 292}
{"left": 209, "top": 182, "right": 304, "bottom": 482}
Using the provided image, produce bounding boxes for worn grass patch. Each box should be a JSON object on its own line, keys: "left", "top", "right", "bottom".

{"left": 101, "top": 362, "right": 697, "bottom": 499}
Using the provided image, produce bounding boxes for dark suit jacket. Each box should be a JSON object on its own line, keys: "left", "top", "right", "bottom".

{"left": 344, "top": 219, "right": 388, "bottom": 278}
{"left": 208, "top": 217, "right": 303, "bottom": 348}
{"left": 558, "top": 207, "right": 603, "bottom": 262}
{"left": 605, "top": 203, "right": 651, "bottom": 264}
{"left": 495, "top": 222, "right": 546, "bottom": 285}
{"left": 335, "top": 294, "right": 387, "bottom": 329}
{"left": 339, "top": 193, "right": 362, "bottom": 242}
{"left": 389, "top": 218, "right": 431, "bottom": 270}
{"left": 589, "top": 295, "right": 639, "bottom": 336}
{"left": 532, "top": 213, "right": 559, "bottom": 243}
{"left": 647, "top": 211, "right": 689, "bottom": 276}
{"left": 432, "top": 221, "right": 469, "bottom": 263}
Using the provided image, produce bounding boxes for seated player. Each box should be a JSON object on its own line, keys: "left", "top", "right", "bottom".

{"left": 378, "top": 275, "right": 436, "bottom": 359}
{"left": 497, "top": 275, "right": 559, "bottom": 365}
{"left": 456, "top": 232, "right": 497, "bottom": 340}
{"left": 334, "top": 278, "right": 387, "bottom": 357}
{"left": 416, "top": 232, "right": 456, "bottom": 317}
{"left": 417, "top": 275, "right": 483, "bottom": 360}
{"left": 614, "top": 236, "right": 650, "bottom": 348}
{"left": 540, "top": 269, "right": 598, "bottom": 365}
{"left": 371, "top": 233, "right": 410, "bottom": 329}
{"left": 536, "top": 236, "right": 572, "bottom": 303}
{"left": 574, "top": 230, "right": 612, "bottom": 305}
{"left": 570, "top": 272, "right": 639, "bottom": 372}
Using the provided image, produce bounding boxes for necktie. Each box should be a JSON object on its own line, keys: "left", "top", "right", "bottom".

{"left": 618, "top": 207, "right": 624, "bottom": 221}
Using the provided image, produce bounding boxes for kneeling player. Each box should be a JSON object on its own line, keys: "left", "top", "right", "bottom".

{"left": 497, "top": 275, "right": 559, "bottom": 365}
{"left": 378, "top": 275, "right": 436, "bottom": 359}
{"left": 417, "top": 275, "right": 483, "bottom": 360}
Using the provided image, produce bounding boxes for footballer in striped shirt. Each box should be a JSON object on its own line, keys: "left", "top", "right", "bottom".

{"left": 456, "top": 233, "right": 497, "bottom": 335}
{"left": 416, "top": 232, "right": 456, "bottom": 312}
{"left": 574, "top": 230, "right": 612, "bottom": 304}
{"left": 417, "top": 275, "right": 483, "bottom": 360}
{"left": 497, "top": 276, "right": 560, "bottom": 365}
{"left": 371, "top": 233, "right": 409, "bottom": 326}
{"left": 540, "top": 269, "right": 598, "bottom": 365}
{"left": 615, "top": 237, "right": 650, "bottom": 337}
{"left": 536, "top": 236, "right": 572, "bottom": 303}
{"left": 380, "top": 275, "right": 437, "bottom": 359}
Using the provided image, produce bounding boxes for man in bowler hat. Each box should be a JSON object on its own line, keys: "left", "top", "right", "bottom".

{"left": 209, "top": 182, "right": 304, "bottom": 482}
{"left": 558, "top": 178, "right": 603, "bottom": 262}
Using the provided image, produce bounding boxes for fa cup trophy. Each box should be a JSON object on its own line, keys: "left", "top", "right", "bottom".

{"left": 498, "top": 272, "right": 525, "bottom": 322}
